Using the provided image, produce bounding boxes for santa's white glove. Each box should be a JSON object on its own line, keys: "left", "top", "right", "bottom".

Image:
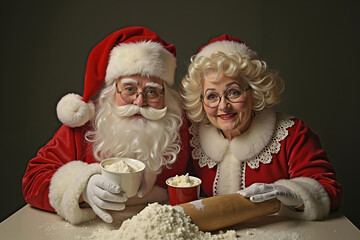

{"left": 238, "top": 183, "right": 303, "bottom": 208}
{"left": 82, "top": 174, "right": 127, "bottom": 223}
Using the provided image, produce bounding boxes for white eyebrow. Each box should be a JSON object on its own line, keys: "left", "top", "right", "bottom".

{"left": 146, "top": 82, "right": 163, "bottom": 89}
{"left": 121, "top": 78, "right": 138, "bottom": 85}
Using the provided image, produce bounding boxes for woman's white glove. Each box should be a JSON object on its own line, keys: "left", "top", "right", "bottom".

{"left": 82, "top": 174, "right": 127, "bottom": 223}
{"left": 238, "top": 183, "right": 303, "bottom": 208}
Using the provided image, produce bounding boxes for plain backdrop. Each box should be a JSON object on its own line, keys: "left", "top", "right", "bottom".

{"left": 1, "top": 0, "right": 359, "bottom": 228}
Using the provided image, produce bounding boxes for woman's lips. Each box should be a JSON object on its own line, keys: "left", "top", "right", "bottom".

{"left": 217, "top": 113, "right": 236, "bottom": 120}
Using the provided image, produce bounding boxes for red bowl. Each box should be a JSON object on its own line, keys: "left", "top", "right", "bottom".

{"left": 166, "top": 176, "right": 201, "bottom": 206}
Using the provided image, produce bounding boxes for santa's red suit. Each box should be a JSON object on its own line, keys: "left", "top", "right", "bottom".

{"left": 22, "top": 117, "right": 190, "bottom": 224}
{"left": 189, "top": 108, "right": 341, "bottom": 220}
{"left": 22, "top": 26, "right": 191, "bottom": 224}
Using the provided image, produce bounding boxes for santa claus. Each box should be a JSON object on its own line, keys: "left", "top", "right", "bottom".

{"left": 22, "top": 26, "right": 190, "bottom": 224}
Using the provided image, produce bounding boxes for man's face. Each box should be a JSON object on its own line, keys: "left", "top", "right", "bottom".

{"left": 115, "top": 75, "right": 165, "bottom": 110}
{"left": 93, "top": 74, "right": 180, "bottom": 171}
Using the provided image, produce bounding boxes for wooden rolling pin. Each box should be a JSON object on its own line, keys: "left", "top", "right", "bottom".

{"left": 173, "top": 194, "right": 280, "bottom": 231}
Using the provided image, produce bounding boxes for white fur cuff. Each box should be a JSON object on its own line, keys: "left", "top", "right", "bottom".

{"left": 49, "top": 161, "right": 101, "bottom": 224}
{"left": 275, "top": 177, "right": 330, "bottom": 220}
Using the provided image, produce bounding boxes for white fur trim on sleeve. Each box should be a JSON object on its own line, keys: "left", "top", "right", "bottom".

{"left": 49, "top": 161, "right": 101, "bottom": 224}
{"left": 56, "top": 93, "right": 95, "bottom": 128}
{"left": 275, "top": 177, "right": 330, "bottom": 220}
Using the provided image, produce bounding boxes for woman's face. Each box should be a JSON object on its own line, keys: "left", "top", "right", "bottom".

{"left": 202, "top": 72, "right": 253, "bottom": 140}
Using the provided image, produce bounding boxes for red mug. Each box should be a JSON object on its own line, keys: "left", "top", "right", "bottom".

{"left": 166, "top": 176, "right": 201, "bottom": 206}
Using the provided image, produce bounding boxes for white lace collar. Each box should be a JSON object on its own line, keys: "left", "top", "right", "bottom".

{"left": 189, "top": 109, "right": 295, "bottom": 169}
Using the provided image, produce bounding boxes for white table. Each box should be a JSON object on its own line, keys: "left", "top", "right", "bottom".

{"left": 1, "top": 204, "right": 359, "bottom": 239}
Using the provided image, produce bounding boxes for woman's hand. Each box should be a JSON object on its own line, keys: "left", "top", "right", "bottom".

{"left": 238, "top": 183, "right": 303, "bottom": 208}
{"left": 82, "top": 174, "right": 128, "bottom": 223}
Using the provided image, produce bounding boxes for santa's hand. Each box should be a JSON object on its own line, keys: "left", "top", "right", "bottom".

{"left": 137, "top": 170, "right": 157, "bottom": 198}
{"left": 238, "top": 183, "right": 303, "bottom": 208}
{"left": 82, "top": 174, "right": 127, "bottom": 223}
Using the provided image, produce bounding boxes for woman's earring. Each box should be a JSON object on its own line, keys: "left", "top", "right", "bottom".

{"left": 204, "top": 117, "right": 212, "bottom": 127}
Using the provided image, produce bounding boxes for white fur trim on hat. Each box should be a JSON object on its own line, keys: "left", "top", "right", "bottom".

{"left": 275, "top": 177, "right": 331, "bottom": 220}
{"left": 105, "top": 41, "right": 176, "bottom": 85}
{"left": 56, "top": 93, "right": 95, "bottom": 128}
{"left": 49, "top": 161, "right": 101, "bottom": 224}
{"left": 197, "top": 40, "right": 257, "bottom": 60}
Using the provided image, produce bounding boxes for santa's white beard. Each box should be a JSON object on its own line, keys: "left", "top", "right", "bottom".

{"left": 87, "top": 102, "right": 181, "bottom": 173}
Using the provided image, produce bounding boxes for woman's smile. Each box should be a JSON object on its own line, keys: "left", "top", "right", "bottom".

{"left": 217, "top": 113, "right": 237, "bottom": 120}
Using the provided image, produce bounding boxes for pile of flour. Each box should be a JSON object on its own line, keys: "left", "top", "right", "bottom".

{"left": 88, "top": 202, "right": 237, "bottom": 240}
{"left": 104, "top": 160, "right": 141, "bottom": 173}
{"left": 166, "top": 173, "right": 201, "bottom": 187}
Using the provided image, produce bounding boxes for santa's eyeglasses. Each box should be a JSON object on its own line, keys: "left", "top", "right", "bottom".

{"left": 116, "top": 83, "right": 164, "bottom": 104}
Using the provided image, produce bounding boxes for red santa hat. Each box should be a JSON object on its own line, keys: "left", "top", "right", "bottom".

{"left": 195, "top": 34, "right": 257, "bottom": 60}
{"left": 56, "top": 26, "right": 177, "bottom": 128}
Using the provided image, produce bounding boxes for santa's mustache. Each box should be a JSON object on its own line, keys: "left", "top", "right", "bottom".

{"left": 112, "top": 104, "right": 167, "bottom": 121}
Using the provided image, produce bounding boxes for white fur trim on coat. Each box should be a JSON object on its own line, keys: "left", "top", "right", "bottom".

{"left": 200, "top": 108, "right": 276, "bottom": 162}
{"left": 56, "top": 93, "right": 95, "bottom": 128}
{"left": 275, "top": 177, "right": 330, "bottom": 220}
{"left": 196, "top": 40, "right": 257, "bottom": 60}
{"left": 49, "top": 161, "right": 101, "bottom": 224}
{"left": 217, "top": 150, "right": 242, "bottom": 195}
{"left": 105, "top": 41, "right": 176, "bottom": 86}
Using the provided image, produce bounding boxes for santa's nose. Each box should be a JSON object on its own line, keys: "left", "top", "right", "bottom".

{"left": 133, "top": 93, "right": 147, "bottom": 107}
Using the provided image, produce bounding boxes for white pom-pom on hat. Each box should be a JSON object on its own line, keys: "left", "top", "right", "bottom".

{"left": 56, "top": 93, "right": 95, "bottom": 128}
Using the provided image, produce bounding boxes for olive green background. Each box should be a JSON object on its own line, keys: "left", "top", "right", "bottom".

{"left": 1, "top": 0, "right": 359, "bottom": 228}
